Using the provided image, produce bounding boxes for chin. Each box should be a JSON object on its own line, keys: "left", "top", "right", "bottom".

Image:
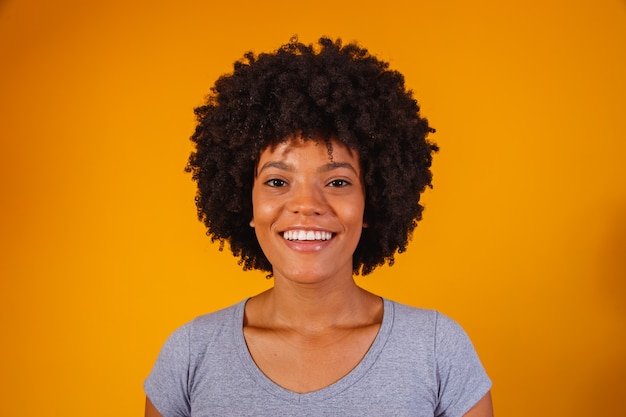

{"left": 272, "top": 261, "right": 353, "bottom": 285}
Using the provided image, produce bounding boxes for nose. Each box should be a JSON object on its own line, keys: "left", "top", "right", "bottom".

{"left": 286, "top": 182, "right": 327, "bottom": 216}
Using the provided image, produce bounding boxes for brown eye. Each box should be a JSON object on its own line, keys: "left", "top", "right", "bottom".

{"left": 328, "top": 179, "right": 351, "bottom": 187}
{"left": 265, "top": 178, "right": 287, "bottom": 187}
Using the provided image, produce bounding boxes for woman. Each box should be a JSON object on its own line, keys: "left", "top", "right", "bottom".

{"left": 145, "top": 37, "right": 493, "bottom": 416}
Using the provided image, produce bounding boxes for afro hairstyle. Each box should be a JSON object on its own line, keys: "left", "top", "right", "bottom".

{"left": 185, "top": 36, "right": 438, "bottom": 275}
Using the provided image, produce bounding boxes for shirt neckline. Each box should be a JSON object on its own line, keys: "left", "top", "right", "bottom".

{"left": 233, "top": 297, "right": 394, "bottom": 404}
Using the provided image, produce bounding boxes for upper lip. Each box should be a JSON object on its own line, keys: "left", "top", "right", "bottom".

{"left": 280, "top": 226, "right": 335, "bottom": 234}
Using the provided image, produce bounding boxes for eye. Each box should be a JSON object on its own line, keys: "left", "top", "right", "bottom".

{"left": 327, "top": 179, "right": 351, "bottom": 187}
{"left": 264, "top": 178, "right": 287, "bottom": 187}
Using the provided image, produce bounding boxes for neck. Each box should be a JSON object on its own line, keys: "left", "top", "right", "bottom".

{"left": 249, "top": 275, "right": 380, "bottom": 332}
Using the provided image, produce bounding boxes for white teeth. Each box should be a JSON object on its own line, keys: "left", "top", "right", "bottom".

{"left": 283, "top": 230, "right": 332, "bottom": 241}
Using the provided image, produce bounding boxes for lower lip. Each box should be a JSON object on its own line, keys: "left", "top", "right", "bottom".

{"left": 282, "top": 237, "right": 333, "bottom": 252}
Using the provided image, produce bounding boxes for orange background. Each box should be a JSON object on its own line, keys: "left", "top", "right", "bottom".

{"left": 1, "top": 0, "right": 625, "bottom": 416}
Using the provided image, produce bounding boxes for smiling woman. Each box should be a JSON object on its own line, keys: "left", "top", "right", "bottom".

{"left": 144, "top": 37, "right": 493, "bottom": 417}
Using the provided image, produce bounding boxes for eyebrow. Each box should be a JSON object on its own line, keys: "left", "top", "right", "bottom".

{"left": 319, "top": 162, "right": 358, "bottom": 175}
{"left": 256, "top": 161, "right": 291, "bottom": 175}
{"left": 256, "top": 161, "right": 358, "bottom": 176}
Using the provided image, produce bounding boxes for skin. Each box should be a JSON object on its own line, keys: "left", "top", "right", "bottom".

{"left": 245, "top": 137, "right": 382, "bottom": 393}
{"left": 250, "top": 137, "right": 367, "bottom": 289}
{"left": 145, "top": 137, "right": 494, "bottom": 417}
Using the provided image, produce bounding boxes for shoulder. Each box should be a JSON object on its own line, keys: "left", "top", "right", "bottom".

{"left": 156, "top": 300, "right": 245, "bottom": 357}
{"left": 387, "top": 300, "right": 467, "bottom": 336}
{"left": 388, "top": 299, "right": 436, "bottom": 321}
{"left": 385, "top": 299, "right": 477, "bottom": 357}
{"left": 386, "top": 299, "right": 438, "bottom": 338}
{"left": 189, "top": 300, "right": 243, "bottom": 332}
{"left": 385, "top": 300, "right": 492, "bottom": 415}
{"left": 184, "top": 300, "right": 245, "bottom": 347}
{"left": 144, "top": 300, "right": 248, "bottom": 415}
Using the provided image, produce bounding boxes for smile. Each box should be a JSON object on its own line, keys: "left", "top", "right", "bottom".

{"left": 282, "top": 230, "right": 333, "bottom": 241}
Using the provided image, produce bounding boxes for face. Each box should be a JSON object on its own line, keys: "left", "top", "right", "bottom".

{"left": 250, "top": 136, "right": 366, "bottom": 285}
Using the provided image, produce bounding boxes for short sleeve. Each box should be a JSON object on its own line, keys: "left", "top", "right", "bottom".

{"left": 144, "top": 323, "right": 192, "bottom": 417}
{"left": 433, "top": 312, "right": 492, "bottom": 417}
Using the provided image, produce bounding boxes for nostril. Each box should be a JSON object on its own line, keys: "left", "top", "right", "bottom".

{"left": 290, "top": 206, "right": 324, "bottom": 215}
{"left": 287, "top": 194, "right": 326, "bottom": 215}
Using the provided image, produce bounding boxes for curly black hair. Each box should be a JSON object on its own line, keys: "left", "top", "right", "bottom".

{"left": 185, "top": 36, "right": 438, "bottom": 275}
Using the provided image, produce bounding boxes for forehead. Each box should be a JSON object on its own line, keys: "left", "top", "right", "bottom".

{"left": 258, "top": 136, "right": 357, "bottom": 163}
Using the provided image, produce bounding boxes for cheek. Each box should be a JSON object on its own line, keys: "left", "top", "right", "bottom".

{"left": 252, "top": 198, "right": 280, "bottom": 226}
{"left": 250, "top": 185, "right": 267, "bottom": 226}
{"left": 339, "top": 198, "right": 367, "bottom": 226}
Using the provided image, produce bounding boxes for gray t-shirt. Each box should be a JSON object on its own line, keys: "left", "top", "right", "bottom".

{"left": 145, "top": 298, "right": 491, "bottom": 417}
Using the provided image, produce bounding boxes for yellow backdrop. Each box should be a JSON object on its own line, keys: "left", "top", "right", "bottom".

{"left": 1, "top": 0, "right": 625, "bottom": 415}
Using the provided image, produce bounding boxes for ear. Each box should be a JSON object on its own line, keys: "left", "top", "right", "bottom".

{"left": 249, "top": 218, "right": 255, "bottom": 227}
